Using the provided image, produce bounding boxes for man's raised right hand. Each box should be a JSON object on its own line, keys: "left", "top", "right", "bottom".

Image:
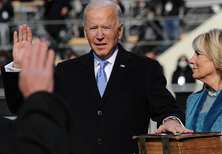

{"left": 13, "top": 24, "right": 32, "bottom": 69}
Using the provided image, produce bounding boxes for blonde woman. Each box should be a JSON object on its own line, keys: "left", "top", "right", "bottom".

{"left": 186, "top": 28, "right": 222, "bottom": 132}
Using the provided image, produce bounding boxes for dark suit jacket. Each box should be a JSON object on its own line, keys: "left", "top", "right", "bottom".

{"left": 1, "top": 43, "right": 185, "bottom": 154}
{"left": 0, "top": 92, "right": 85, "bottom": 154}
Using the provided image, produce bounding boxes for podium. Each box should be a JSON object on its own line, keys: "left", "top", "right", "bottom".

{"left": 133, "top": 132, "right": 222, "bottom": 154}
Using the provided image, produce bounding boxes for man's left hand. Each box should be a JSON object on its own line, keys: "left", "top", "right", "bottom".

{"left": 155, "top": 119, "right": 194, "bottom": 134}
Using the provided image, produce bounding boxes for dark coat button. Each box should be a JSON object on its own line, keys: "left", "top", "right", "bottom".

{"left": 97, "top": 111, "right": 103, "bottom": 115}
{"left": 97, "top": 138, "right": 102, "bottom": 144}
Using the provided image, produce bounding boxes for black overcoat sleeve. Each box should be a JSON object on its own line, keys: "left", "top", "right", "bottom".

{"left": 0, "top": 92, "right": 86, "bottom": 154}
{"left": 1, "top": 65, "right": 23, "bottom": 114}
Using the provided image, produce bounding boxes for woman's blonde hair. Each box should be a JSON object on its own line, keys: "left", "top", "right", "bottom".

{"left": 192, "top": 28, "right": 222, "bottom": 78}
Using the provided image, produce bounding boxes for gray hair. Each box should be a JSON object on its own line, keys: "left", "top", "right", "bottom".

{"left": 192, "top": 28, "right": 222, "bottom": 78}
{"left": 83, "top": 0, "right": 123, "bottom": 27}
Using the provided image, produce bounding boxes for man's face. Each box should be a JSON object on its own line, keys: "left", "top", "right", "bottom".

{"left": 84, "top": 6, "right": 123, "bottom": 60}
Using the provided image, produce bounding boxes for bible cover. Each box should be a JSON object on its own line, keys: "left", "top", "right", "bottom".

{"left": 133, "top": 132, "right": 222, "bottom": 154}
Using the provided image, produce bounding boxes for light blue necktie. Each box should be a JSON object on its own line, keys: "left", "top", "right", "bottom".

{"left": 96, "top": 61, "right": 109, "bottom": 97}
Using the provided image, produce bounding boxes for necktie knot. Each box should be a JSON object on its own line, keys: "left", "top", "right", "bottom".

{"left": 100, "top": 60, "right": 108, "bottom": 69}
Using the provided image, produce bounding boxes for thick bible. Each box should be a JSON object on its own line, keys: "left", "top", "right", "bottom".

{"left": 133, "top": 132, "right": 222, "bottom": 154}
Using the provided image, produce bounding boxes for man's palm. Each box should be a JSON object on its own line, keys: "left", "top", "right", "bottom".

{"left": 12, "top": 25, "right": 32, "bottom": 69}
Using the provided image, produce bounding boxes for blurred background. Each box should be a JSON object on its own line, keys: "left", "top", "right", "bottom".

{"left": 0, "top": 0, "right": 221, "bottom": 121}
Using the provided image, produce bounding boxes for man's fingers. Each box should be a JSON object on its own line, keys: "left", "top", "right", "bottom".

{"left": 155, "top": 128, "right": 162, "bottom": 134}
{"left": 168, "top": 125, "right": 180, "bottom": 133}
{"left": 20, "top": 45, "right": 32, "bottom": 73}
{"left": 29, "top": 39, "right": 41, "bottom": 68}
{"left": 155, "top": 123, "right": 194, "bottom": 134}
{"left": 29, "top": 39, "right": 52, "bottom": 70}
{"left": 21, "top": 39, "right": 50, "bottom": 72}
{"left": 155, "top": 125, "right": 165, "bottom": 134}
{"left": 20, "top": 40, "right": 52, "bottom": 78}
{"left": 18, "top": 26, "right": 23, "bottom": 42}
{"left": 183, "top": 128, "right": 194, "bottom": 133}
{"left": 14, "top": 31, "right": 18, "bottom": 44}
{"left": 27, "top": 27, "right": 32, "bottom": 43}
{"left": 17, "top": 24, "right": 31, "bottom": 43}
{"left": 19, "top": 39, "right": 54, "bottom": 98}
{"left": 37, "top": 41, "right": 48, "bottom": 68}
{"left": 22, "top": 24, "right": 27, "bottom": 41}
{"left": 46, "top": 49, "right": 55, "bottom": 73}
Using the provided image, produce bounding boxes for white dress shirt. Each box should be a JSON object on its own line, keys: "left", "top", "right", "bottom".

{"left": 5, "top": 62, "right": 21, "bottom": 72}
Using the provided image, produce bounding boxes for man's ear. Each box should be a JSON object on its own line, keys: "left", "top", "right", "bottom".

{"left": 118, "top": 24, "right": 124, "bottom": 40}
{"left": 84, "top": 28, "right": 88, "bottom": 40}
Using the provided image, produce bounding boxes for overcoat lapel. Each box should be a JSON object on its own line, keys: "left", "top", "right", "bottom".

{"left": 101, "top": 44, "right": 131, "bottom": 106}
{"left": 80, "top": 51, "right": 101, "bottom": 104}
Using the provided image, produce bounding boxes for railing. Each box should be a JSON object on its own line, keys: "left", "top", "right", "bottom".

{"left": 0, "top": 0, "right": 217, "bottom": 54}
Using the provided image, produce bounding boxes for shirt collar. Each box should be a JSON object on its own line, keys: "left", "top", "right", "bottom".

{"left": 93, "top": 46, "right": 118, "bottom": 67}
